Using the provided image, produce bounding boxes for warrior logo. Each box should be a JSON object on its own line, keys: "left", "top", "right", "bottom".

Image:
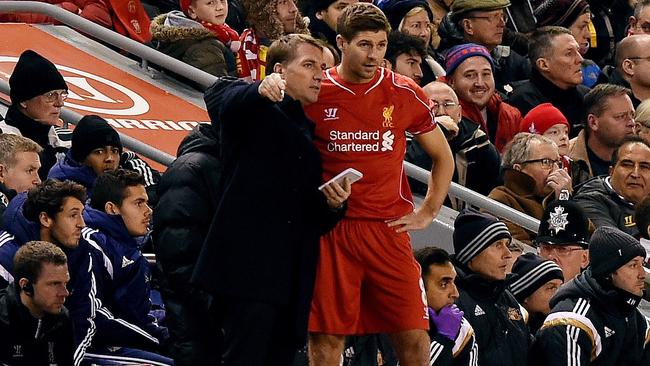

{"left": 324, "top": 108, "right": 339, "bottom": 121}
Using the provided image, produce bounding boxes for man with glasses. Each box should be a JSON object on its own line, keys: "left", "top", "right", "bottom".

{"left": 439, "top": 0, "right": 531, "bottom": 95}
{"left": 535, "top": 199, "right": 590, "bottom": 281}
{"left": 629, "top": 0, "right": 650, "bottom": 35}
{"left": 574, "top": 136, "right": 650, "bottom": 238}
{"left": 488, "top": 133, "right": 572, "bottom": 244}
{"left": 407, "top": 81, "right": 501, "bottom": 198}
{"left": 601, "top": 34, "right": 650, "bottom": 108}
{"left": 0, "top": 50, "right": 71, "bottom": 180}
{"left": 569, "top": 83, "right": 636, "bottom": 182}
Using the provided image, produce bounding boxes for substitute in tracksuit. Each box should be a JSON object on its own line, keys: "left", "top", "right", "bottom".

{"left": 82, "top": 169, "right": 168, "bottom": 343}
{"left": 0, "top": 241, "right": 74, "bottom": 366}
{"left": 451, "top": 210, "right": 530, "bottom": 366}
{"left": 0, "top": 180, "right": 171, "bottom": 366}
{"left": 530, "top": 226, "right": 650, "bottom": 365}
{"left": 414, "top": 246, "right": 478, "bottom": 366}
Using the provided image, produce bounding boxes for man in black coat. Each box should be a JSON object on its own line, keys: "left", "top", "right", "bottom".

{"left": 0, "top": 240, "right": 74, "bottom": 366}
{"left": 191, "top": 33, "right": 350, "bottom": 365}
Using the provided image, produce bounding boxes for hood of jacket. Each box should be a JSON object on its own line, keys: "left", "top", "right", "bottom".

{"left": 48, "top": 151, "right": 97, "bottom": 192}
{"left": 83, "top": 205, "right": 135, "bottom": 246}
{"left": 4, "top": 193, "right": 40, "bottom": 244}
{"left": 176, "top": 123, "right": 221, "bottom": 157}
{"left": 551, "top": 269, "right": 643, "bottom": 317}
{"left": 151, "top": 11, "right": 216, "bottom": 42}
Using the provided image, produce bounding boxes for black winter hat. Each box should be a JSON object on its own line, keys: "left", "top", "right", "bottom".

{"left": 71, "top": 115, "right": 122, "bottom": 163}
{"left": 589, "top": 226, "right": 646, "bottom": 279}
{"left": 453, "top": 209, "right": 511, "bottom": 265}
{"left": 510, "top": 253, "right": 564, "bottom": 302}
{"left": 534, "top": 0, "right": 590, "bottom": 28}
{"left": 536, "top": 199, "right": 590, "bottom": 248}
{"left": 376, "top": 0, "right": 433, "bottom": 32}
{"left": 9, "top": 50, "right": 67, "bottom": 105}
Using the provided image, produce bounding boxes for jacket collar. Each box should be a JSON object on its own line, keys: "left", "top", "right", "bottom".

{"left": 569, "top": 130, "right": 593, "bottom": 176}
{"left": 454, "top": 260, "right": 515, "bottom": 301}
{"left": 530, "top": 68, "right": 579, "bottom": 97}
{"left": 83, "top": 205, "right": 136, "bottom": 245}
{"left": 502, "top": 168, "right": 540, "bottom": 197}
{"left": 4, "top": 106, "right": 52, "bottom": 148}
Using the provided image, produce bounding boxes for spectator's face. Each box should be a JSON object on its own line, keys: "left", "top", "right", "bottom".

{"left": 83, "top": 145, "right": 121, "bottom": 176}
{"left": 276, "top": 0, "right": 299, "bottom": 34}
{"left": 338, "top": 30, "right": 388, "bottom": 83}
{"left": 278, "top": 43, "right": 324, "bottom": 105}
{"left": 316, "top": 0, "right": 358, "bottom": 31}
{"left": 1, "top": 151, "right": 41, "bottom": 193}
{"left": 29, "top": 263, "right": 69, "bottom": 316}
{"left": 110, "top": 185, "right": 151, "bottom": 237}
{"left": 468, "top": 238, "right": 512, "bottom": 280}
{"left": 589, "top": 94, "right": 636, "bottom": 148}
{"left": 322, "top": 46, "right": 337, "bottom": 68}
{"left": 449, "top": 56, "right": 494, "bottom": 109}
{"left": 610, "top": 142, "right": 650, "bottom": 204}
{"left": 630, "top": 6, "right": 650, "bottom": 35}
{"left": 626, "top": 40, "right": 650, "bottom": 88}
{"left": 20, "top": 89, "right": 66, "bottom": 126}
{"left": 636, "top": 118, "right": 650, "bottom": 145}
{"left": 423, "top": 261, "right": 459, "bottom": 312}
{"left": 542, "top": 124, "right": 570, "bottom": 156}
{"left": 541, "top": 34, "right": 583, "bottom": 89}
{"left": 401, "top": 9, "right": 432, "bottom": 45}
{"left": 611, "top": 256, "right": 646, "bottom": 296}
{"left": 424, "top": 82, "right": 462, "bottom": 124}
{"left": 539, "top": 243, "right": 588, "bottom": 281}
{"left": 517, "top": 141, "right": 561, "bottom": 196}
{"left": 42, "top": 197, "right": 85, "bottom": 249}
{"left": 569, "top": 12, "right": 591, "bottom": 55}
{"left": 522, "top": 278, "right": 562, "bottom": 315}
{"left": 462, "top": 9, "right": 506, "bottom": 50}
{"left": 394, "top": 51, "right": 423, "bottom": 85}
{"left": 188, "top": 0, "right": 228, "bottom": 25}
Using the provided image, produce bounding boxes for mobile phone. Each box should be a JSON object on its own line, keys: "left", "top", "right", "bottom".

{"left": 318, "top": 168, "right": 363, "bottom": 191}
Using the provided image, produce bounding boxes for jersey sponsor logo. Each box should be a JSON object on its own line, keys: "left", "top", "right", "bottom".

{"left": 324, "top": 107, "right": 339, "bottom": 121}
{"left": 121, "top": 256, "right": 135, "bottom": 268}
{"left": 381, "top": 131, "right": 394, "bottom": 152}
{"left": 382, "top": 105, "right": 395, "bottom": 128}
{"left": 474, "top": 305, "right": 485, "bottom": 316}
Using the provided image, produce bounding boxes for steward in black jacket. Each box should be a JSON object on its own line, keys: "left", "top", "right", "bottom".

{"left": 0, "top": 284, "right": 74, "bottom": 366}
{"left": 530, "top": 227, "right": 650, "bottom": 366}
{"left": 153, "top": 123, "right": 223, "bottom": 366}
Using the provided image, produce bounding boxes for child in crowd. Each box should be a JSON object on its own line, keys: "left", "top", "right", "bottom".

{"left": 180, "top": 0, "right": 241, "bottom": 52}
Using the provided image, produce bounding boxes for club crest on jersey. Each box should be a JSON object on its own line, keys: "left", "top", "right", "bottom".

{"left": 324, "top": 107, "right": 339, "bottom": 121}
{"left": 382, "top": 105, "right": 395, "bottom": 128}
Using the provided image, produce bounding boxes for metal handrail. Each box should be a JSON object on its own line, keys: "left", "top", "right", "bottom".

{"left": 0, "top": 1, "right": 218, "bottom": 90}
{"left": 0, "top": 80, "right": 175, "bottom": 167}
{"left": 404, "top": 161, "right": 541, "bottom": 233}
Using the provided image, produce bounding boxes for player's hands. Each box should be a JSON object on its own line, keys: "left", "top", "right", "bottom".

{"left": 322, "top": 178, "right": 351, "bottom": 210}
{"left": 386, "top": 207, "right": 437, "bottom": 233}
{"left": 258, "top": 73, "right": 286, "bottom": 102}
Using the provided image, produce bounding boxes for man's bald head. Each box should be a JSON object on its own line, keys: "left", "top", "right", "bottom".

{"left": 616, "top": 34, "right": 650, "bottom": 68}
{"left": 423, "top": 81, "right": 462, "bottom": 124}
{"left": 423, "top": 81, "right": 459, "bottom": 103}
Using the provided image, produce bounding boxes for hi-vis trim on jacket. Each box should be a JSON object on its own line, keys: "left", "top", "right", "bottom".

{"left": 542, "top": 299, "right": 602, "bottom": 362}
{"left": 453, "top": 317, "right": 476, "bottom": 357}
{"left": 510, "top": 260, "right": 563, "bottom": 297}
{"left": 455, "top": 222, "right": 510, "bottom": 264}
{"left": 82, "top": 227, "right": 114, "bottom": 279}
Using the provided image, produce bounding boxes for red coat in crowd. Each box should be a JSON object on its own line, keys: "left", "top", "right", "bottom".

{"left": 459, "top": 93, "right": 522, "bottom": 153}
{"left": 0, "top": 0, "right": 112, "bottom": 28}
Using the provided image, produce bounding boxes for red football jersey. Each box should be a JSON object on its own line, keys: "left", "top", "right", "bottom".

{"left": 305, "top": 67, "right": 436, "bottom": 220}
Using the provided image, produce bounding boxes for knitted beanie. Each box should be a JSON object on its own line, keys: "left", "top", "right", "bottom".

{"left": 521, "top": 103, "right": 570, "bottom": 135}
{"left": 444, "top": 43, "right": 495, "bottom": 76}
{"left": 510, "top": 253, "right": 564, "bottom": 302}
{"left": 589, "top": 226, "right": 646, "bottom": 278}
{"left": 71, "top": 115, "right": 123, "bottom": 163}
{"left": 376, "top": 0, "right": 433, "bottom": 32}
{"left": 535, "top": 0, "right": 590, "bottom": 28}
{"left": 453, "top": 209, "right": 512, "bottom": 265}
{"left": 9, "top": 50, "right": 67, "bottom": 105}
{"left": 450, "top": 0, "right": 511, "bottom": 20}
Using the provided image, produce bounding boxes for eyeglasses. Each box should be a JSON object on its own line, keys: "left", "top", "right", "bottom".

{"left": 538, "top": 244, "right": 584, "bottom": 257}
{"left": 42, "top": 90, "right": 68, "bottom": 103}
{"left": 521, "top": 158, "right": 562, "bottom": 169}
{"left": 432, "top": 101, "right": 459, "bottom": 113}
{"left": 635, "top": 22, "right": 650, "bottom": 34}
{"left": 468, "top": 12, "right": 508, "bottom": 24}
{"left": 628, "top": 56, "right": 650, "bottom": 63}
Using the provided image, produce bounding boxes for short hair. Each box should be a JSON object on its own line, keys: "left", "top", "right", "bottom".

{"left": 0, "top": 134, "right": 42, "bottom": 168}
{"left": 611, "top": 135, "right": 650, "bottom": 166}
{"left": 414, "top": 246, "right": 451, "bottom": 279}
{"left": 90, "top": 169, "right": 145, "bottom": 210}
{"left": 636, "top": 99, "right": 650, "bottom": 125}
{"left": 266, "top": 34, "right": 324, "bottom": 76}
{"left": 385, "top": 31, "right": 427, "bottom": 67}
{"left": 528, "top": 26, "right": 573, "bottom": 68}
{"left": 635, "top": 0, "right": 650, "bottom": 19}
{"left": 635, "top": 195, "right": 650, "bottom": 239}
{"left": 398, "top": 6, "right": 430, "bottom": 31}
{"left": 501, "top": 133, "right": 556, "bottom": 168}
{"left": 337, "top": 2, "right": 391, "bottom": 41}
{"left": 13, "top": 240, "right": 67, "bottom": 291}
{"left": 584, "top": 83, "right": 631, "bottom": 118}
{"left": 23, "top": 179, "right": 87, "bottom": 223}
